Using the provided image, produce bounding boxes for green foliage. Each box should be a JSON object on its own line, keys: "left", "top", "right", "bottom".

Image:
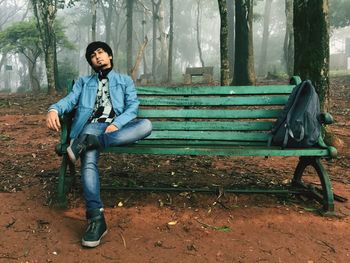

{"left": 55, "top": 19, "right": 76, "bottom": 51}
{"left": 0, "top": 20, "right": 41, "bottom": 55}
{"left": 0, "top": 19, "right": 75, "bottom": 56}
{"left": 330, "top": 0, "right": 350, "bottom": 28}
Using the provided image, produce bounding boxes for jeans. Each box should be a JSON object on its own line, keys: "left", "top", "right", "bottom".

{"left": 79, "top": 119, "right": 152, "bottom": 211}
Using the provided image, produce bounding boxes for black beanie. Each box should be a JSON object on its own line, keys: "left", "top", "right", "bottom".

{"left": 85, "top": 41, "right": 113, "bottom": 67}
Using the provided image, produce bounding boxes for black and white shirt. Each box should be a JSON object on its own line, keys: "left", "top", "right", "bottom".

{"left": 89, "top": 78, "right": 116, "bottom": 123}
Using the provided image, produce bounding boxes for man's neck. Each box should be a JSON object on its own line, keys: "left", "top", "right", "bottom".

{"left": 97, "top": 67, "right": 112, "bottom": 80}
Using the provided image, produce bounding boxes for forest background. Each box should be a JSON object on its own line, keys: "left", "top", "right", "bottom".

{"left": 0, "top": 0, "right": 349, "bottom": 96}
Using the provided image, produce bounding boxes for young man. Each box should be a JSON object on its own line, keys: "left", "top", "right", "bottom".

{"left": 46, "top": 41, "right": 152, "bottom": 248}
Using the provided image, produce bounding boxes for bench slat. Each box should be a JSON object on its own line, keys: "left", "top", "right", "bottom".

{"left": 147, "top": 130, "right": 268, "bottom": 141}
{"left": 137, "top": 85, "right": 295, "bottom": 95}
{"left": 138, "top": 109, "right": 281, "bottom": 119}
{"left": 151, "top": 121, "right": 273, "bottom": 131}
{"left": 136, "top": 140, "right": 267, "bottom": 146}
{"left": 104, "top": 145, "right": 331, "bottom": 157}
{"left": 139, "top": 96, "right": 288, "bottom": 106}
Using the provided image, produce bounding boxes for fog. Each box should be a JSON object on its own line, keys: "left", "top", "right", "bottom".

{"left": 0, "top": 0, "right": 349, "bottom": 93}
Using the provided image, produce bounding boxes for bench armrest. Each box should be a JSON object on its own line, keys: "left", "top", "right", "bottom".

{"left": 55, "top": 110, "right": 75, "bottom": 156}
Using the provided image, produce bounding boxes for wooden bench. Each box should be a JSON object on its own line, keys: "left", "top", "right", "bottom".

{"left": 55, "top": 76, "right": 339, "bottom": 215}
{"left": 183, "top": 66, "right": 214, "bottom": 84}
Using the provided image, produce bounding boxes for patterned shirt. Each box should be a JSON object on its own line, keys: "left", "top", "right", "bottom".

{"left": 89, "top": 78, "right": 116, "bottom": 123}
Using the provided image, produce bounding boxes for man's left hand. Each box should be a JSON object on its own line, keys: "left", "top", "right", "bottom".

{"left": 105, "top": 124, "right": 119, "bottom": 133}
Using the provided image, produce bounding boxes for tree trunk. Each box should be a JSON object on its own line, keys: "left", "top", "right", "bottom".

{"left": 157, "top": 0, "right": 168, "bottom": 82}
{"left": 101, "top": 0, "right": 113, "bottom": 44}
{"left": 227, "top": 0, "right": 235, "bottom": 79}
{"left": 27, "top": 58, "right": 40, "bottom": 93}
{"left": 233, "top": 0, "right": 256, "bottom": 85}
{"left": 294, "top": 0, "right": 330, "bottom": 111}
{"left": 152, "top": 0, "right": 160, "bottom": 82}
{"left": 91, "top": 0, "right": 97, "bottom": 41}
{"left": 258, "top": 0, "right": 273, "bottom": 77}
{"left": 168, "top": 0, "right": 174, "bottom": 82}
{"left": 218, "top": 0, "right": 230, "bottom": 86}
{"left": 126, "top": 0, "right": 134, "bottom": 75}
{"left": 31, "top": 0, "right": 57, "bottom": 95}
{"left": 283, "top": 0, "right": 294, "bottom": 77}
{"left": 130, "top": 37, "right": 148, "bottom": 81}
{"left": 196, "top": 0, "right": 205, "bottom": 67}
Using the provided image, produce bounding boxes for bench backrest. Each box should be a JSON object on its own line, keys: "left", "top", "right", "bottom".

{"left": 137, "top": 81, "right": 299, "bottom": 146}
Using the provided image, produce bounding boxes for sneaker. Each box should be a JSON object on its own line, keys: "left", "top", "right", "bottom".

{"left": 82, "top": 208, "right": 108, "bottom": 248}
{"left": 67, "top": 134, "right": 101, "bottom": 163}
{"left": 67, "top": 135, "right": 88, "bottom": 163}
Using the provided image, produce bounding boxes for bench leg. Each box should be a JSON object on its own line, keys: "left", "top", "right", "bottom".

{"left": 55, "top": 154, "right": 68, "bottom": 207}
{"left": 55, "top": 154, "right": 76, "bottom": 208}
{"left": 292, "top": 157, "right": 335, "bottom": 215}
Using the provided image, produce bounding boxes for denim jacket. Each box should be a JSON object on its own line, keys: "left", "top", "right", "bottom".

{"left": 49, "top": 70, "right": 139, "bottom": 139}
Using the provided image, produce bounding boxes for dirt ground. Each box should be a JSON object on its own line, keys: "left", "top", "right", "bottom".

{"left": 0, "top": 76, "right": 349, "bottom": 263}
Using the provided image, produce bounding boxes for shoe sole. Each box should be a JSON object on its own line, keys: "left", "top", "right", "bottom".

{"left": 67, "top": 146, "right": 77, "bottom": 163}
{"left": 81, "top": 230, "right": 108, "bottom": 248}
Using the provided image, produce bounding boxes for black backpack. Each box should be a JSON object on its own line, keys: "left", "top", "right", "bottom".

{"left": 268, "top": 80, "right": 322, "bottom": 148}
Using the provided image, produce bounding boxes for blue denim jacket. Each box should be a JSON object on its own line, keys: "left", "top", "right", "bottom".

{"left": 49, "top": 70, "right": 139, "bottom": 139}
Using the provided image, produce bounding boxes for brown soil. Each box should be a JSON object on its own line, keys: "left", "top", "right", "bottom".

{"left": 0, "top": 76, "right": 349, "bottom": 263}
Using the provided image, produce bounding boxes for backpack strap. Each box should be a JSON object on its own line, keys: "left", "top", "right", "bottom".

{"left": 282, "top": 81, "right": 309, "bottom": 147}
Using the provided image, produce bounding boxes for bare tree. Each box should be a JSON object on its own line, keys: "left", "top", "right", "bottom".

{"left": 91, "top": 0, "right": 98, "bottom": 41}
{"left": 258, "top": 0, "right": 273, "bottom": 77}
{"left": 294, "top": 0, "right": 330, "bottom": 111}
{"left": 31, "top": 0, "right": 58, "bottom": 94}
{"left": 218, "top": 0, "right": 230, "bottom": 85}
{"left": 168, "top": 0, "right": 174, "bottom": 82}
{"left": 126, "top": 0, "right": 135, "bottom": 74}
{"left": 283, "top": 0, "right": 294, "bottom": 77}
{"left": 195, "top": 0, "right": 205, "bottom": 67}
{"left": 233, "top": 0, "right": 256, "bottom": 85}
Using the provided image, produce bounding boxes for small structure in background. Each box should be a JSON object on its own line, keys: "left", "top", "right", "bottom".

{"left": 183, "top": 66, "right": 214, "bottom": 84}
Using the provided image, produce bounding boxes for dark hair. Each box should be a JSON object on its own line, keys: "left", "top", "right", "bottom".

{"left": 85, "top": 41, "right": 113, "bottom": 67}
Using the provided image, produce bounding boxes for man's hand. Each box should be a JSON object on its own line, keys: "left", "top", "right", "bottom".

{"left": 46, "top": 111, "right": 61, "bottom": 132}
{"left": 105, "top": 124, "right": 119, "bottom": 133}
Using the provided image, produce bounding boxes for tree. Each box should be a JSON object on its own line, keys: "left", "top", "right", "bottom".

{"left": 0, "top": 20, "right": 42, "bottom": 92}
{"left": 91, "top": 0, "right": 98, "bottom": 41}
{"left": 126, "top": 0, "right": 135, "bottom": 75}
{"left": 195, "top": 0, "right": 205, "bottom": 67}
{"left": 100, "top": 0, "right": 114, "bottom": 43}
{"left": 283, "top": 0, "right": 294, "bottom": 77}
{"left": 31, "top": 0, "right": 59, "bottom": 94}
{"left": 151, "top": 0, "right": 160, "bottom": 82}
{"left": 233, "top": 0, "right": 255, "bottom": 85}
{"left": 258, "top": 0, "right": 273, "bottom": 77}
{"left": 0, "top": 19, "right": 73, "bottom": 93}
{"left": 330, "top": 0, "right": 350, "bottom": 28}
{"left": 218, "top": 0, "right": 229, "bottom": 85}
{"left": 294, "top": 0, "right": 330, "bottom": 111}
{"left": 227, "top": 0, "right": 235, "bottom": 79}
{"left": 168, "top": 0, "right": 174, "bottom": 82}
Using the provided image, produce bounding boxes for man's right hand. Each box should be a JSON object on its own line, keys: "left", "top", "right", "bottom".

{"left": 46, "top": 110, "right": 61, "bottom": 132}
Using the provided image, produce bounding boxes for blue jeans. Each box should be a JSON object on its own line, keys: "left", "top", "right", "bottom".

{"left": 79, "top": 119, "right": 152, "bottom": 211}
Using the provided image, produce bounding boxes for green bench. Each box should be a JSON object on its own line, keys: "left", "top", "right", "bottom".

{"left": 55, "top": 76, "right": 339, "bottom": 215}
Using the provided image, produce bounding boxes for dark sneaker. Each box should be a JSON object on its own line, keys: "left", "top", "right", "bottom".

{"left": 67, "top": 135, "right": 88, "bottom": 163}
{"left": 67, "top": 134, "right": 101, "bottom": 163}
{"left": 82, "top": 208, "right": 107, "bottom": 248}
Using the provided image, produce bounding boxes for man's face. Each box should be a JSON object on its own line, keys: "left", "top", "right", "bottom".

{"left": 90, "top": 48, "right": 112, "bottom": 70}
